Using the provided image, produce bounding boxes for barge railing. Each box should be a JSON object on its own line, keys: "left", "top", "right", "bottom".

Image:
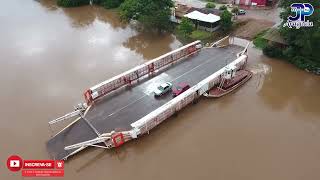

{"left": 84, "top": 40, "right": 202, "bottom": 105}
{"left": 49, "top": 37, "right": 250, "bottom": 160}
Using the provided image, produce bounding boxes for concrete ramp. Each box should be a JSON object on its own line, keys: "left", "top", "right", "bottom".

{"left": 47, "top": 118, "right": 99, "bottom": 160}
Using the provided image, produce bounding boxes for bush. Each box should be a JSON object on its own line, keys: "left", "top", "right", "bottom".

{"left": 220, "top": 10, "right": 232, "bottom": 31}
{"left": 92, "top": 0, "right": 103, "bottom": 5}
{"left": 206, "top": 0, "right": 215, "bottom": 2}
{"left": 101, "top": 0, "right": 124, "bottom": 9}
{"left": 263, "top": 45, "right": 320, "bottom": 74}
{"left": 219, "top": 5, "right": 227, "bottom": 11}
{"left": 231, "top": 7, "right": 239, "bottom": 14}
{"left": 178, "top": 17, "right": 194, "bottom": 37}
{"left": 291, "top": 56, "right": 311, "bottom": 69}
{"left": 206, "top": 2, "right": 216, "bottom": 8}
{"left": 253, "top": 37, "right": 268, "bottom": 49}
{"left": 290, "top": 56, "right": 320, "bottom": 72}
{"left": 57, "top": 0, "right": 90, "bottom": 7}
{"left": 282, "top": 46, "right": 296, "bottom": 59}
{"left": 262, "top": 45, "right": 283, "bottom": 58}
{"left": 253, "top": 29, "right": 268, "bottom": 49}
{"left": 120, "top": 0, "right": 174, "bottom": 32}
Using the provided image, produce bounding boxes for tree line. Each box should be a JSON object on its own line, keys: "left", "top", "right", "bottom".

{"left": 263, "top": 0, "right": 320, "bottom": 73}
{"left": 57, "top": 0, "right": 174, "bottom": 32}
{"left": 57, "top": 0, "right": 233, "bottom": 34}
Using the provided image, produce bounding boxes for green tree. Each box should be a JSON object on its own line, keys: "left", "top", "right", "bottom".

{"left": 120, "top": 0, "right": 174, "bottom": 32}
{"left": 178, "top": 17, "right": 194, "bottom": 37}
{"left": 101, "top": 0, "right": 124, "bottom": 9}
{"left": 279, "top": 0, "right": 320, "bottom": 60}
{"left": 220, "top": 10, "right": 232, "bottom": 31}
{"left": 219, "top": 5, "right": 227, "bottom": 11}
{"left": 57, "top": 0, "right": 90, "bottom": 7}
{"left": 231, "top": 7, "right": 239, "bottom": 14}
{"left": 57, "top": 0, "right": 123, "bottom": 8}
{"left": 270, "top": 0, "right": 320, "bottom": 71}
{"left": 206, "top": 2, "right": 216, "bottom": 8}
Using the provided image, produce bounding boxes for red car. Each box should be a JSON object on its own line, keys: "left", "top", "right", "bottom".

{"left": 172, "top": 82, "right": 190, "bottom": 97}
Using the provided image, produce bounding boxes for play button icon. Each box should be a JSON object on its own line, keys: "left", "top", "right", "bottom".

{"left": 7, "top": 155, "right": 23, "bottom": 172}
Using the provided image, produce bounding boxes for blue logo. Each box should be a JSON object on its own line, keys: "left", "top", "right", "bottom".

{"left": 283, "top": 3, "right": 314, "bottom": 29}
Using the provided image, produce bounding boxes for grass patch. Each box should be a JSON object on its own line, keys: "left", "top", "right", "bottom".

{"left": 190, "top": 30, "right": 213, "bottom": 40}
{"left": 175, "top": 27, "right": 226, "bottom": 45}
{"left": 174, "top": 29, "right": 213, "bottom": 44}
{"left": 253, "top": 29, "right": 269, "bottom": 49}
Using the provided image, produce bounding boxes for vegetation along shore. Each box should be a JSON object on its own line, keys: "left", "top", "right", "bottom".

{"left": 57, "top": 0, "right": 319, "bottom": 75}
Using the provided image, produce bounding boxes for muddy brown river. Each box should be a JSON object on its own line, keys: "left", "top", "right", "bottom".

{"left": 1, "top": 1, "right": 320, "bottom": 180}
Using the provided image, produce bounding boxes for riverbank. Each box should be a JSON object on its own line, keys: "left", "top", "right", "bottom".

{"left": 252, "top": 30, "right": 320, "bottom": 75}
{"left": 52, "top": 0, "right": 319, "bottom": 75}
{"left": 174, "top": 28, "right": 228, "bottom": 44}
{"left": 57, "top": 0, "right": 123, "bottom": 8}
{"left": 54, "top": 0, "right": 230, "bottom": 44}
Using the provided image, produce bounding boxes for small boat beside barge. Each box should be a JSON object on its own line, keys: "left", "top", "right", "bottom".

{"left": 204, "top": 65, "right": 252, "bottom": 98}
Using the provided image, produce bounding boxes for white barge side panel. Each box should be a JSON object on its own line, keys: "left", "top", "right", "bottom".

{"left": 131, "top": 54, "right": 248, "bottom": 135}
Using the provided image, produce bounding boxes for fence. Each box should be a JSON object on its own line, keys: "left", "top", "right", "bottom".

{"left": 84, "top": 40, "right": 202, "bottom": 105}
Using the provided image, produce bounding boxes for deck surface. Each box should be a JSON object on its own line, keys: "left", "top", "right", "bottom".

{"left": 47, "top": 45, "right": 243, "bottom": 160}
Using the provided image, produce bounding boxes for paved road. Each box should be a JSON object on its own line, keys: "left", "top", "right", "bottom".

{"left": 175, "top": 0, "right": 281, "bottom": 24}
{"left": 47, "top": 45, "right": 243, "bottom": 160}
{"left": 238, "top": 7, "right": 281, "bottom": 24}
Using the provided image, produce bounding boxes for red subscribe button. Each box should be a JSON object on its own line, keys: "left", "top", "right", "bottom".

{"left": 23, "top": 160, "right": 55, "bottom": 169}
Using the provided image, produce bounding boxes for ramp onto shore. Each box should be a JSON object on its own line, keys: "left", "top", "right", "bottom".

{"left": 47, "top": 44, "right": 243, "bottom": 160}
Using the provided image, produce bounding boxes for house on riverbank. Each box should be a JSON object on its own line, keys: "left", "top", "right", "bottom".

{"left": 184, "top": 11, "right": 221, "bottom": 32}
{"left": 171, "top": 3, "right": 221, "bottom": 32}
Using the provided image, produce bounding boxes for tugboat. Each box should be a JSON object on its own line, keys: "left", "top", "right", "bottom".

{"left": 204, "top": 65, "right": 252, "bottom": 98}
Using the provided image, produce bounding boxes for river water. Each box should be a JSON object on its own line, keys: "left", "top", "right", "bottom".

{"left": 1, "top": 1, "right": 320, "bottom": 180}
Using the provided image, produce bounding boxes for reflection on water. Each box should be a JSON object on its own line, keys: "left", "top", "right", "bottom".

{"left": 36, "top": 1, "right": 125, "bottom": 28}
{"left": 62, "top": 6, "right": 97, "bottom": 28}
{"left": 123, "top": 32, "right": 182, "bottom": 60}
{"left": 60, "top": 5, "right": 127, "bottom": 29}
{"left": 36, "top": 0, "right": 59, "bottom": 11}
{"left": 95, "top": 8, "right": 127, "bottom": 29}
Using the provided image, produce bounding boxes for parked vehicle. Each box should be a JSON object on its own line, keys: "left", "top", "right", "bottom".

{"left": 172, "top": 82, "right": 190, "bottom": 97}
{"left": 154, "top": 82, "right": 173, "bottom": 97}
{"left": 238, "top": 9, "right": 246, "bottom": 15}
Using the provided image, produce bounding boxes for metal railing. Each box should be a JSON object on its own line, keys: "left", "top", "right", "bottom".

{"left": 84, "top": 40, "right": 202, "bottom": 105}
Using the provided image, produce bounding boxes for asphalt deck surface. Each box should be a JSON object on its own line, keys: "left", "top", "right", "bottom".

{"left": 47, "top": 45, "right": 243, "bottom": 160}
